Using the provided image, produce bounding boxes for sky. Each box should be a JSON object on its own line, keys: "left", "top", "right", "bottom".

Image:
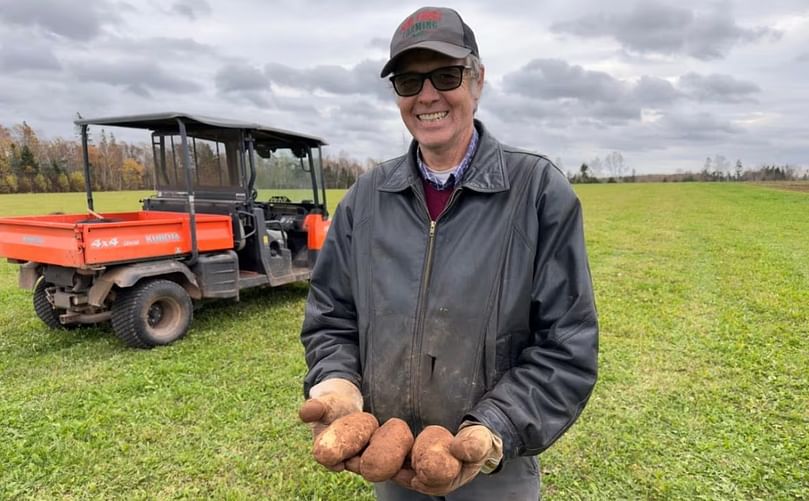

{"left": 0, "top": 0, "right": 807, "bottom": 175}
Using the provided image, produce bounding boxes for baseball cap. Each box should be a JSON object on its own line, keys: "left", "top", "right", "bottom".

{"left": 380, "top": 7, "right": 479, "bottom": 77}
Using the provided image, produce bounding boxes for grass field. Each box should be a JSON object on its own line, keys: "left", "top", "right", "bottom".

{"left": 0, "top": 184, "right": 807, "bottom": 499}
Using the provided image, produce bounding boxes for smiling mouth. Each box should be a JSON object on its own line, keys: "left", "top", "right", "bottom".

{"left": 417, "top": 111, "right": 448, "bottom": 122}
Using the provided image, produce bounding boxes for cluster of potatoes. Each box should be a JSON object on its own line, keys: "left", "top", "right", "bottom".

{"left": 301, "top": 402, "right": 461, "bottom": 486}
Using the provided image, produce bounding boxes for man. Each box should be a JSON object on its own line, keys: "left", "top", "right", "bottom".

{"left": 301, "top": 6, "right": 598, "bottom": 500}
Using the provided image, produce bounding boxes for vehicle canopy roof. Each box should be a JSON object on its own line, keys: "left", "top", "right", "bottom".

{"left": 75, "top": 112, "right": 327, "bottom": 149}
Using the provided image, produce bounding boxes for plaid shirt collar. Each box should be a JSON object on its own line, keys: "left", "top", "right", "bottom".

{"left": 416, "top": 127, "right": 479, "bottom": 191}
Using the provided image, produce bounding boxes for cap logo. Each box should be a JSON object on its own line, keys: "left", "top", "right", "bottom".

{"left": 399, "top": 9, "right": 443, "bottom": 38}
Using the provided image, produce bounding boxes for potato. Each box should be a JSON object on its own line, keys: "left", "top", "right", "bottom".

{"left": 312, "top": 412, "right": 379, "bottom": 467}
{"left": 344, "top": 455, "right": 362, "bottom": 474}
{"left": 411, "top": 425, "right": 461, "bottom": 486}
{"left": 360, "top": 418, "right": 415, "bottom": 482}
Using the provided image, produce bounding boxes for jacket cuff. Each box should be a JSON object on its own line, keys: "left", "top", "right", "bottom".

{"left": 305, "top": 371, "right": 361, "bottom": 398}
{"left": 466, "top": 399, "right": 522, "bottom": 461}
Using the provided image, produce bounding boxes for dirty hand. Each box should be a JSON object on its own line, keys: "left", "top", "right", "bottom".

{"left": 403, "top": 424, "right": 503, "bottom": 496}
{"left": 298, "top": 378, "right": 363, "bottom": 471}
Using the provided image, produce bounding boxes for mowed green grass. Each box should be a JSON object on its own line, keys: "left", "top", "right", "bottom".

{"left": 0, "top": 183, "right": 807, "bottom": 499}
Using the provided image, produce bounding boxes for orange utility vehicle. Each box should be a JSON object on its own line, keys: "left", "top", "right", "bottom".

{"left": 0, "top": 113, "right": 330, "bottom": 348}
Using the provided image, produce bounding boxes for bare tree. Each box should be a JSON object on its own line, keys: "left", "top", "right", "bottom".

{"left": 604, "top": 151, "right": 626, "bottom": 179}
{"left": 713, "top": 154, "right": 730, "bottom": 179}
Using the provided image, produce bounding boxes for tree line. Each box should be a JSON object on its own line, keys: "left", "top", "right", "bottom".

{"left": 566, "top": 151, "right": 808, "bottom": 184}
{"left": 321, "top": 154, "right": 372, "bottom": 189}
{"left": 0, "top": 122, "right": 152, "bottom": 193}
{"left": 0, "top": 122, "right": 367, "bottom": 194}
{"left": 5, "top": 122, "right": 803, "bottom": 192}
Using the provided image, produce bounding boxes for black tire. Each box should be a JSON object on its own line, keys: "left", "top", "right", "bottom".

{"left": 110, "top": 279, "right": 193, "bottom": 349}
{"left": 33, "top": 278, "right": 75, "bottom": 330}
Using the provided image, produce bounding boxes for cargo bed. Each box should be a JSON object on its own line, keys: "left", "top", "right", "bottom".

{"left": 0, "top": 211, "right": 234, "bottom": 268}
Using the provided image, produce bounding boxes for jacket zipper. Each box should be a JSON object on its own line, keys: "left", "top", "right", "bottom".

{"left": 411, "top": 187, "right": 462, "bottom": 429}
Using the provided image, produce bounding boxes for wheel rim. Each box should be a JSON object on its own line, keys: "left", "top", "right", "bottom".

{"left": 144, "top": 296, "right": 183, "bottom": 341}
{"left": 147, "top": 304, "right": 164, "bottom": 326}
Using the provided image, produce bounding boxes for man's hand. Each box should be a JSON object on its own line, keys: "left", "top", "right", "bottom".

{"left": 298, "top": 378, "right": 363, "bottom": 472}
{"left": 398, "top": 424, "right": 503, "bottom": 496}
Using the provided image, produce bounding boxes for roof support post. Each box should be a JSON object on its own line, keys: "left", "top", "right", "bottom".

{"left": 245, "top": 132, "right": 257, "bottom": 201}
{"left": 317, "top": 146, "right": 327, "bottom": 217}
{"left": 177, "top": 118, "right": 199, "bottom": 266}
{"left": 306, "top": 148, "right": 320, "bottom": 208}
{"left": 81, "top": 125, "right": 94, "bottom": 211}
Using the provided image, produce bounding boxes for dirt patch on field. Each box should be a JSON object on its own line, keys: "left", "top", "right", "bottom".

{"left": 754, "top": 181, "right": 809, "bottom": 193}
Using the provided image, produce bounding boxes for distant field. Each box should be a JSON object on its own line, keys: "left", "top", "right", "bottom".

{"left": 754, "top": 180, "right": 809, "bottom": 193}
{"left": 0, "top": 183, "right": 807, "bottom": 499}
{"left": 0, "top": 189, "right": 344, "bottom": 217}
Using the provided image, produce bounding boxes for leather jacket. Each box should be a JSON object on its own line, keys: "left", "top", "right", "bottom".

{"left": 301, "top": 121, "right": 598, "bottom": 460}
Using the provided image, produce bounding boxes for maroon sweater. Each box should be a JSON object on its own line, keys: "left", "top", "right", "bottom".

{"left": 422, "top": 179, "right": 454, "bottom": 221}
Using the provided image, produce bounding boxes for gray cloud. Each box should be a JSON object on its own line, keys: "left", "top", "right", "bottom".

{"left": 633, "top": 76, "right": 681, "bottom": 106}
{"left": 585, "top": 101, "right": 641, "bottom": 124}
{"left": 267, "top": 97, "right": 320, "bottom": 116}
{"left": 331, "top": 98, "right": 396, "bottom": 126}
{"left": 498, "top": 58, "right": 761, "bottom": 123}
{"left": 480, "top": 91, "right": 570, "bottom": 127}
{"left": 0, "top": 0, "right": 118, "bottom": 41}
{"left": 498, "top": 59, "right": 645, "bottom": 124}
{"left": 503, "top": 59, "right": 629, "bottom": 102}
{"left": 171, "top": 0, "right": 212, "bottom": 20}
{"left": 224, "top": 91, "right": 270, "bottom": 107}
{"left": 72, "top": 60, "right": 203, "bottom": 96}
{"left": 368, "top": 37, "right": 389, "bottom": 51}
{"left": 551, "top": 3, "right": 779, "bottom": 60}
{"left": 678, "top": 72, "right": 760, "bottom": 102}
{"left": 214, "top": 62, "right": 270, "bottom": 106}
{"left": 654, "top": 112, "right": 744, "bottom": 142}
{"left": 215, "top": 63, "right": 269, "bottom": 92}
{"left": 106, "top": 36, "right": 218, "bottom": 59}
{"left": 265, "top": 59, "right": 391, "bottom": 100}
{"left": 0, "top": 43, "right": 61, "bottom": 72}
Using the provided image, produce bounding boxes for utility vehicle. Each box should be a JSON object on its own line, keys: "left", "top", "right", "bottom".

{"left": 0, "top": 113, "right": 330, "bottom": 348}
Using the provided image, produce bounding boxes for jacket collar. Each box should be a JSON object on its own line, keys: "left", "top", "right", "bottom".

{"left": 378, "top": 120, "right": 510, "bottom": 193}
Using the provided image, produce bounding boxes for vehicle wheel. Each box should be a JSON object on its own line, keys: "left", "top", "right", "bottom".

{"left": 33, "top": 278, "right": 75, "bottom": 330}
{"left": 111, "top": 279, "right": 193, "bottom": 348}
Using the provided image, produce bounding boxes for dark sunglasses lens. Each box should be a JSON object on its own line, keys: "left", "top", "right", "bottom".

{"left": 392, "top": 67, "right": 465, "bottom": 96}
{"left": 430, "top": 67, "right": 463, "bottom": 90}
{"left": 393, "top": 74, "right": 423, "bottom": 96}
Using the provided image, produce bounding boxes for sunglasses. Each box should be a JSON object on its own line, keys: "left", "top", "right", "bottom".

{"left": 390, "top": 65, "right": 470, "bottom": 97}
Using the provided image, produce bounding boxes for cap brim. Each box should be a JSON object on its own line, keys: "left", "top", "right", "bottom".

{"left": 380, "top": 41, "right": 473, "bottom": 77}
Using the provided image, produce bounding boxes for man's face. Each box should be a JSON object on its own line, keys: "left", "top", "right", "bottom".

{"left": 394, "top": 50, "right": 483, "bottom": 159}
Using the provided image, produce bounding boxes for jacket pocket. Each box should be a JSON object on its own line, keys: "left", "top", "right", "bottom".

{"left": 493, "top": 331, "right": 513, "bottom": 385}
{"left": 364, "top": 313, "right": 415, "bottom": 425}
{"left": 418, "top": 311, "right": 489, "bottom": 430}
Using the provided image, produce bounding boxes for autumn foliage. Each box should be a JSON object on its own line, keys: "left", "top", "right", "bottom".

{"left": 0, "top": 122, "right": 152, "bottom": 194}
{"left": 0, "top": 122, "right": 369, "bottom": 193}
